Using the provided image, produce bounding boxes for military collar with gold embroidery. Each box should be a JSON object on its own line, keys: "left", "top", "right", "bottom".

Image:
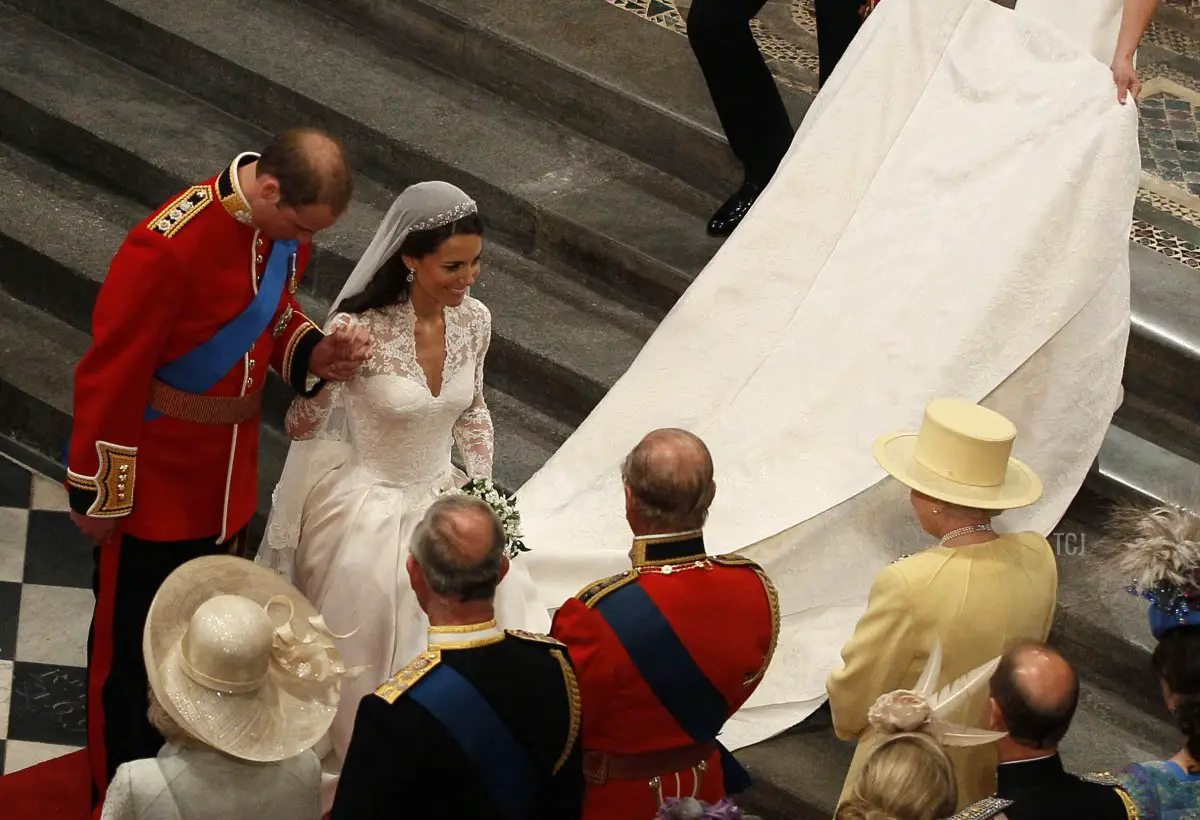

{"left": 427, "top": 619, "right": 504, "bottom": 650}
{"left": 216, "top": 151, "right": 259, "bottom": 224}
{"left": 630, "top": 530, "right": 708, "bottom": 569}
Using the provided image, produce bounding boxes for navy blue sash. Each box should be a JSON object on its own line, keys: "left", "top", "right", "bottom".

{"left": 145, "top": 239, "right": 297, "bottom": 421}
{"left": 594, "top": 581, "right": 752, "bottom": 793}
{"left": 409, "top": 663, "right": 540, "bottom": 819}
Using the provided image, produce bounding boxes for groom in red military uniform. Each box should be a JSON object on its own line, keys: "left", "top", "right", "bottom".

{"left": 551, "top": 429, "right": 779, "bottom": 819}
{"left": 66, "top": 127, "right": 371, "bottom": 804}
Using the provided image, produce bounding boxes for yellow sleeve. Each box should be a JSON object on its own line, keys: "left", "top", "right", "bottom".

{"left": 826, "top": 563, "right": 916, "bottom": 741}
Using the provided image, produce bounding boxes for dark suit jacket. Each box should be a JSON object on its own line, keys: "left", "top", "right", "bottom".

{"left": 997, "top": 754, "right": 1134, "bottom": 819}
{"left": 331, "top": 630, "right": 584, "bottom": 819}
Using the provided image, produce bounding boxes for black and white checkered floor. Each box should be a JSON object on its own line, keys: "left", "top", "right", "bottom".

{"left": 0, "top": 443, "right": 91, "bottom": 776}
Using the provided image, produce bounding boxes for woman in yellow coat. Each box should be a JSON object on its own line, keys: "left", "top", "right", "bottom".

{"left": 826, "top": 398, "right": 1059, "bottom": 811}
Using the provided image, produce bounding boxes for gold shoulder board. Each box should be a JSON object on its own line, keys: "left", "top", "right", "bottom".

{"left": 577, "top": 570, "right": 638, "bottom": 608}
{"left": 948, "top": 797, "right": 1013, "bottom": 819}
{"left": 373, "top": 649, "right": 441, "bottom": 704}
{"left": 711, "top": 552, "right": 763, "bottom": 571}
{"left": 1078, "top": 772, "right": 1120, "bottom": 787}
{"left": 149, "top": 185, "right": 212, "bottom": 238}
{"left": 505, "top": 629, "right": 566, "bottom": 647}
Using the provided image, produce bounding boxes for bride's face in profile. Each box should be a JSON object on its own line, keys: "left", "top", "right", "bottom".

{"left": 406, "top": 234, "right": 484, "bottom": 309}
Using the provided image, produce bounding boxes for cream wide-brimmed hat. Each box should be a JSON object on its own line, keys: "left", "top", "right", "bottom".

{"left": 144, "top": 555, "right": 354, "bottom": 763}
{"left": 872, "top": 397, "right": 1043, "bottom": 510}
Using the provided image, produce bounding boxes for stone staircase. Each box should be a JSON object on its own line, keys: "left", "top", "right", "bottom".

{"left": 1, "top": 0, "right": 1198, "bottom": 816}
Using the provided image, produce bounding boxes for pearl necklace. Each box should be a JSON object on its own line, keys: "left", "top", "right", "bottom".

{"left": 938, "top": 523, "right": 993, "bottom": 546}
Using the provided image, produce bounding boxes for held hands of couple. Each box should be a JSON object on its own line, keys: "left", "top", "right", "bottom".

{"left": 310, "top": 320, "right": 372, "bottom": 382}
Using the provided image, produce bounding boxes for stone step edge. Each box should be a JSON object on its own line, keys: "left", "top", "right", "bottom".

{"left": 3, "top": 0, "right": 699, "bottom": 315}
{"left": 296, "top": 0, "right": 744, "bottom": 199}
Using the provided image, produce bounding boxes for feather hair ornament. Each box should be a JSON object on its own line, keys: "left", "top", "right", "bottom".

{"left": 866, "top": 639, "right": 1007, "bottom": 747}
{"left": 1105, "top": 503, "right": 1200, "bottom": 630}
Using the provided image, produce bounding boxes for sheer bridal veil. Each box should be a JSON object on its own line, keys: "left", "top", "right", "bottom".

{"left": 256, "top": 182, "right": 480, "bottom": 580}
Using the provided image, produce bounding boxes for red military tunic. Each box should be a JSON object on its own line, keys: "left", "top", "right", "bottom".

{"left": 66, "top": 152, "right": 325, "bottom": 543}
{"left": 550, "top": 530, "right": 779, "bottom": 820}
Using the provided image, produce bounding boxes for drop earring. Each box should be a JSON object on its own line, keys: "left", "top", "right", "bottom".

{"left": 406, "top": 269, "right": 414, "bottom": 283}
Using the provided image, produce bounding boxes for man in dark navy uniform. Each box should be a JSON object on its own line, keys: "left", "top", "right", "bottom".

{"left": 957, "top": 641, "right": 1136, "bottom": 819}
{"left": 332, "top": 495, "right": 583, "bottom": 820}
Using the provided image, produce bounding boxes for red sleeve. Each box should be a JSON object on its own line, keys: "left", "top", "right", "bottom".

{"left": 550, "top": 600, "right": 615, "bottom": 735}
{"left": 268, "top": 246, "right": 325, "bottom": 396}
{"left": 67, "top": 229, "right": 187, "bottom": 518}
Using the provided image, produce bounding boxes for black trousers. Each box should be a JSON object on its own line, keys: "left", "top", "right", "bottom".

{"left": 687, "top": 0, "right": 864, "bottom": 185}
{"left": 87, "top": 529, "right": 247, "bottom": 806}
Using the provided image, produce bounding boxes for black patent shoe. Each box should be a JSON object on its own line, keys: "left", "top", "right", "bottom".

{"left": 706, "top": 181, "right": 764, "bottom": 238}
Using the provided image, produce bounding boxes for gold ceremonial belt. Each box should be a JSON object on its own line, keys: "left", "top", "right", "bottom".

{"left": 148, "top": 380, "right": 263, "bottom": 425}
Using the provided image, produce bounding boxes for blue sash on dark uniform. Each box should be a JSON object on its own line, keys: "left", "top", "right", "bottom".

{"left": 145, "top": 239, "right": 297, "bottom": 421}
{"left": 594, "top": 581, "right": 752, "bottom": 793}
{"left": 409, "top": 663, "right": 540, "bottom": 819}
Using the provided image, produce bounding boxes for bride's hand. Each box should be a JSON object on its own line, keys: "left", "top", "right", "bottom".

{"left": 1111, "top": 55, "right": 1141, "bottom": 105}
{"left": 310, "top": 321, "right": 372, "bottom": 382}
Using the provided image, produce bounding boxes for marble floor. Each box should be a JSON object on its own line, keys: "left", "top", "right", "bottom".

{"left": 0, "top": 443, "right": 91, "bottom": 776}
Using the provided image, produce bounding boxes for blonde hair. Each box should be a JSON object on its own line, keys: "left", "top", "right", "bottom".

{"left": 835, "top": 733, "right": 957, "bottom": 820}
{"left": 147, "top": 691, "right": 200, "bottom": 747}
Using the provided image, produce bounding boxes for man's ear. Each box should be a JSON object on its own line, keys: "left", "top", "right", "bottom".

{"left": 258, "top": 174, "right": 282, "bottom": 206}
{"left": 986, "top": 697, "right": 1007, "bottom": 733}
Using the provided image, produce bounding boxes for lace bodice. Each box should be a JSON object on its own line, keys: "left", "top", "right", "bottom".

{"left": 285, "top": 297, "right": 494, "bottom": 483}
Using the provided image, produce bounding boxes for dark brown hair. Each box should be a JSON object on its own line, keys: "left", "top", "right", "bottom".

{"left": 989, "top": 641, "right": 1079, "bottom": 749}
{"left": 1153, "top": 625, "right": 1200, "bottom": 759}
{"left": 336, "top": 213, "right": 484, "bottom": 315}
{"left": 256, "top": 128, "right": 354, "bottom": 216}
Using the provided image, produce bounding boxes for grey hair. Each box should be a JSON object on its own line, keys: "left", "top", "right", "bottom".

{"left": 410, "top": 494, "right": 505, "bottom": 602}
{"left": 621, "top": 428, "right": 716, "bottom": 532}
{"left": 148, "top": 691, "right": 198, "bottom": 746}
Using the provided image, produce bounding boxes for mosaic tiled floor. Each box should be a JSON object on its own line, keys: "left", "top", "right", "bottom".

{"left": 0, "top": 448, "right": 90, "bottom": 776}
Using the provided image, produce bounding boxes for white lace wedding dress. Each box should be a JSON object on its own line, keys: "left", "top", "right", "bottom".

{"left": 515, "top": 0, "right": 1139, "bottom": 751}
{"left": 258, "top": 297, "right": 549, "bottom": 798}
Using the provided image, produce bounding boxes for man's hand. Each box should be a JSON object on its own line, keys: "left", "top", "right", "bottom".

{"left": 71, "top": 510, "right": 119, "bottom": 543}
{"left": 1112, "top": 56, "right": 1141, "bottom": 104}
{"left": 310, "top": 321, "right": 372, "bottom": 382}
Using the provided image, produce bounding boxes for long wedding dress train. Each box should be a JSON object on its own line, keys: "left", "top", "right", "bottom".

{"left": 517, "top": 0, "right": 1138, "bottom": 750}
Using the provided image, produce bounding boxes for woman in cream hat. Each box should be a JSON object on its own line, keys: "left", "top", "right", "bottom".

{"left": 99, "top": 555, "right": 353, "bottom": 820}
{"left": 827, "top": 398, "right": 1059, "bottom": 812}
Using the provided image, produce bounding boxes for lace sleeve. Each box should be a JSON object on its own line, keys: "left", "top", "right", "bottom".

{"left": 453, "top": 302, "right": 494, "bottom": 478}
{"left": 283, "top": 312, "right": 355, "bottom": 441}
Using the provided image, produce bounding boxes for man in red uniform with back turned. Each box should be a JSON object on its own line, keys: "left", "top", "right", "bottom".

{"left": 551, "top": 428, "right": 779, "bottom": 819}
{"left": 66, "top": 127, "right": 371, "bottom": 804}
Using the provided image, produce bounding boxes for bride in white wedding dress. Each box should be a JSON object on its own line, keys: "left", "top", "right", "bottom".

{"left": 515, "top": 0, "right": 1151, "bottom": 753}
{"left": 256, "top": 182, "right": 548, "bottom": 805}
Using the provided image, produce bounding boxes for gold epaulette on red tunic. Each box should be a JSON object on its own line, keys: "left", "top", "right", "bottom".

{"left": 66, "top": 441, "right": 137, "bottom": 517}
{"left": 575, "top": 570, "right": 639, "bottom": 608}
{"left": 149, "top": 185, "right": 212, "bottom": 238}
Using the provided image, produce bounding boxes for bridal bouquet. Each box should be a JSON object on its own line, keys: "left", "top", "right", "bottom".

{"left": 447, "top": 478, "right": 529, "bottom": 559}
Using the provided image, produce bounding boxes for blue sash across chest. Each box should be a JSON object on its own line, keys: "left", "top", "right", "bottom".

{"left": 408, "top": 662, "right": 540, "bottom": 819}
{"left": 144, "top": 239, "right": 297, "bottom": 421}
{"left": 594, "top": 580, "right": 752, "bottom": 792}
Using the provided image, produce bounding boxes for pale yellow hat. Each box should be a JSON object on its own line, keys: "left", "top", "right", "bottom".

{"left": 872, "top": 397, "right": 1043, "bottom": 510}
{"left": 144, "top": 556, "right": 354, "bottom": 763}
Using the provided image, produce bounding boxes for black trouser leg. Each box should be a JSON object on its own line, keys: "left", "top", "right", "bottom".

{"left": 687, "top": 0, "right": 795, "bottom": 186}
{"left": 813, "top": 0, "right": 865, "bottom": 87}
{"left": 87, "top": 529, "right": 246, "bottom": 806}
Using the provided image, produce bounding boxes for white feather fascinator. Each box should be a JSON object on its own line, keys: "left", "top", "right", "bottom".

{"left": 1106, "top": 503, "right": 1200, "bottom": 638}
{"left": 866, "top": 640, "right": 1006, "bottom": 747}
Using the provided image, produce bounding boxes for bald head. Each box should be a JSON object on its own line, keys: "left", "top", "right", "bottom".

{"left": 410, "top": 495, "right": 505, "bottom": 603}
{"left": 256, "top": 127, "right": 353, "bottom": 216}
{"left": 621, "top": 428, "right": 716, "bottom": 533}
{"left": 989, "top": 641, "right": 1079, "bottom": 749}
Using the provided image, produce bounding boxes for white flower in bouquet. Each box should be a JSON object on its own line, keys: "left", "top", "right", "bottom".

{"left": 443, "top": 478, "right": 529, "bottom": 559}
